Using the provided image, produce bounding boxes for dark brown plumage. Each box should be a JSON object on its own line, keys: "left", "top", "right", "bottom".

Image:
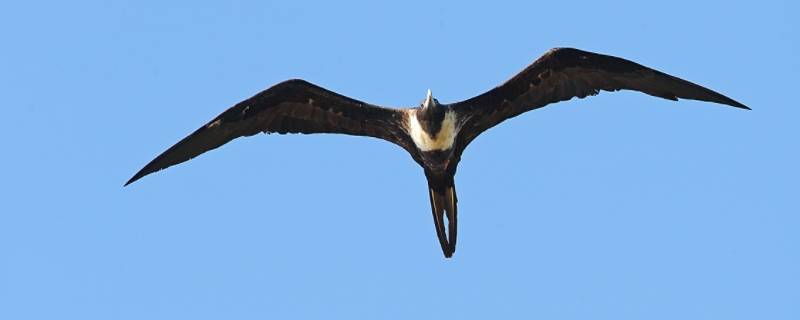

{"left": 450, "top": 48, "right": 749, "bottom": 155}
{"left": 126, "top": 48, "right": 748, "bottom": 257}
{"left": 125, "top": 80, "right": 414, "bottom": 186}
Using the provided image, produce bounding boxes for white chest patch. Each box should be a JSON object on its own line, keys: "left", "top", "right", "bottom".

{"left": 407, "top": 110, "right": 459, "bottom": 151}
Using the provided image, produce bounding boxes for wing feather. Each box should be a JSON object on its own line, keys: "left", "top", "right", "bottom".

{"left": 126, "top": 79, "right": 410, "bottom": 186}
{"left": 451, "top": 48, "right": 749, "bottom": 146}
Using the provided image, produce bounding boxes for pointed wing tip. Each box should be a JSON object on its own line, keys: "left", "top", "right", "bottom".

{"left": 701, "top": 99, "right": 750, "bottom": 110}
{"left": 124, "top": 167, "right": 153, "bottom": 187}
{"left": 721, "top": 98, "right": 750, "bottom": 110}
{"left": 548, "top": 47, "right": 753, "bottom": 112}
{"left": 123, "top": 174, "right": 141, "bottom": 187}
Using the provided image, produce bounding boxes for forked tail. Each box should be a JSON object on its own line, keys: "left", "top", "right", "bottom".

{"left": 427, "top": 178, "right": 458, "bottom": 258}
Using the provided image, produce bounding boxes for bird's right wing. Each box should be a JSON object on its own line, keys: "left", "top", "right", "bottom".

{"left": 126, "top": 79, "right": 412, "bottom": 186}
{"left": 450, "top": 48, "right": 749, "bottom": 147}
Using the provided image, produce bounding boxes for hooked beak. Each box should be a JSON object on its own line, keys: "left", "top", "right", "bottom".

{"left": 423, "top": 89, "right": 434, "bottom": 109}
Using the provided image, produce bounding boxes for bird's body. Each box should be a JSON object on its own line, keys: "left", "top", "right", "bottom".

{"left": 126, "top": 48, "right": 748, "bottom": 258}
{"left": 407, "top": 109, "right": 459, "bottom": 152}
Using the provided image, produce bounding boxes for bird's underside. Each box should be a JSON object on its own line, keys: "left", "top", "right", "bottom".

{"left": 126, "top": 47, "right": 749, "bottom": 258}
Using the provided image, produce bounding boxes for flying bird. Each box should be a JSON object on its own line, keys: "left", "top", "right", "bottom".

{"left": 125, "top": 48, "right": 748, "bottom": 258}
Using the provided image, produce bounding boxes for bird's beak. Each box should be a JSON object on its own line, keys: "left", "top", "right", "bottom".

{"left": 423, "top": 89, "right": 434, "bottom": 109}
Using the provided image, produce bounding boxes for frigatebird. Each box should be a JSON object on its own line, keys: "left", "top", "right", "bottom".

{"left": 125, "top": 48, "right": 748, "bottom": 258}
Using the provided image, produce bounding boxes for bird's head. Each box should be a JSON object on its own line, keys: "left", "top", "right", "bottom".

{"left": 420, "top": 89, "right": 441, "bottom": 110}
{"left": 417, "top": 89, "right": 445, "bottom": 124}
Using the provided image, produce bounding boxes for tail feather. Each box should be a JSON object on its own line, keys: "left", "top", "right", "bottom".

{"left": 427, "top": 180, "right": 458, "bottom": 258}
{"left": 446, "top": 185, "right": 457, "bottom": 252}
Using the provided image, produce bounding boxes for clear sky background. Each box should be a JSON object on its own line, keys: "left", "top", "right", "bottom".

{"left": 1, "top": 1, "right": 797, "bottom": 319}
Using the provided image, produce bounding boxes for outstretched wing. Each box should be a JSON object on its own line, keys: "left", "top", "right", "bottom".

{"left": 450, "top": 47, "right": 749, "bottom": 147}
{"left": 126, "top": 79, "right": 410, "bottom": 186}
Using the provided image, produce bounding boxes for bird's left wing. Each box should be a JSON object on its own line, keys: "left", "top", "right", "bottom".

{"left": 449, "top": 48, "right": 749, "bottom": 148}
{"left": 126, "top": 79, "right": 411, "bottom": 186}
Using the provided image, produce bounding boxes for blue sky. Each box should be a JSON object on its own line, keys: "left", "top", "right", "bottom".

{"left": 1, "top": 1, "right": 797, "bottom": 319}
